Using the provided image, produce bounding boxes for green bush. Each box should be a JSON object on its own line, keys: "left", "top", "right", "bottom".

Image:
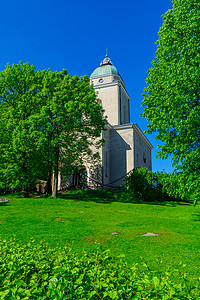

{"left": 124, "top": 168, "right": 198, "bottom": 204}
{"left": 125, "top": 168, "right": 164, "bottom": 202}
{"left": 0, "top": 239, "right": 200, "bottom": 299}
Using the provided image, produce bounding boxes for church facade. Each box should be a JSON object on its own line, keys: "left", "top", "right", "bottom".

{"left": 58, "top": 54, "right": 153, "bottom": 189}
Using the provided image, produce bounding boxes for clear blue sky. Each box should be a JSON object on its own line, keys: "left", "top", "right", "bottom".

{"left": 1, "top": 0, "right": 174, "bottom": 173}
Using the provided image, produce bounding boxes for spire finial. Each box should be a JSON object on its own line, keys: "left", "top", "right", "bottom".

{"left": 100, "top": 50, "right": 113, "bottom": 66}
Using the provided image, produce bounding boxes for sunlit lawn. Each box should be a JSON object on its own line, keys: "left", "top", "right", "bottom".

{"left": 1, "top": 190, "right": 199, "bottom": 277}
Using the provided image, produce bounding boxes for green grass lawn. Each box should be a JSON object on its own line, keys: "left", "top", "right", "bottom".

{"left": 1, "top": 190, "right": 200, "bottom": 277}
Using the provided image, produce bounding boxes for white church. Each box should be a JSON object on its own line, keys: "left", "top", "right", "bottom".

{"left": 59, "top": 54, "right": 153, "bottom": 189}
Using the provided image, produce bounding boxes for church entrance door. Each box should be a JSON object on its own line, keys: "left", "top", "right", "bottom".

{"left": 72, "top": 168, "right": 87, "bottom": 188}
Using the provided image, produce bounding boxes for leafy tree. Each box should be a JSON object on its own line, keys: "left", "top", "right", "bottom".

{"left": 0, "top": 63, "right": 106, "bottom": 197}
{"left": 157, "top": 171, "right": 200, "bottom": 205}
{"left": 0, "top": 63, "right": 48, "bottom": 196}
{"left": 141, "top": 0, "right": 200, "bottom": 202}
{"left": 35, "top": 70, "right": 106, "bottom": 197}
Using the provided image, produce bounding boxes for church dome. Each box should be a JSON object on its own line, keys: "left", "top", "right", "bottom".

{"left": 90, "top": 54, "right": 119, "bottom": 78}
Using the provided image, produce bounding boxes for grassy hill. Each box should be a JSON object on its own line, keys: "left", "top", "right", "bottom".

{"left": 1, "top": 190, "right": 199, "bottom": 278}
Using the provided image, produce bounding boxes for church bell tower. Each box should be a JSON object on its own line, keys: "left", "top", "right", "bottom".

{"left": 90, "top": 54, "right": 130, "bottom": 126}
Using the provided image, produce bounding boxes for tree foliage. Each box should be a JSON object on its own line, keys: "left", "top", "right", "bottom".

{"left": 0, "top": 62, "right": 106, "bottom": 197}
{"left": 142, "top": 0, "right": 200, "bottom": 171}
{"left": 125, "top": 168, "right": 199, "bottom": 204}
{"left": 33, "top": 69, "right": 106, "bottom": 197}
{"left": 0, "top": 63, "right": 47, "bottom": 196}
{"left": 157, "top": 171, "right": 200, "bottom": 205}
{"left": 141, "top": 0, "right": 200, "bottom": 202}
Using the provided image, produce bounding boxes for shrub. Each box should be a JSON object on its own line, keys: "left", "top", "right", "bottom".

{"left": 0, "top": 239, "right": 200, "bottom": 299}
{"left": 125, "top": 168, "right": 163, "bottom": 202}
{"left": 124, "top": 168, "right": 197, "bottom": 204}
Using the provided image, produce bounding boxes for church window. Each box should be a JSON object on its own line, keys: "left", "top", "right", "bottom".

{"left": 124, "top": 104, "right": 126, "bottom": 123}
{"left": 99, "top": 78, "right": 104, "bottom": 83}
{"left": 143, "top": 152, "right": 146, "bottom": 163}
{"left": 105, "top": 151, "right": 108, "bottom": 177}
{"left": 119, "top": 86, "right": 122, "bottom": 124}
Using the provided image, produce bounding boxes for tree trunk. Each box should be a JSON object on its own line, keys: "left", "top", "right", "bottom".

{"left": 52, "top": 148, "right": 59, "bottom": 198}
{"left": 46, "top": 172, "right": 52, "bottom": 195}
{"left": 22, "top": 152, "right": 29, "bottom": 197}
{"left": 22, "top": 186, "right": 29, "bottom": 198}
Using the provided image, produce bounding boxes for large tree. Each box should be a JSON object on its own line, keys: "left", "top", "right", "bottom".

{"left": 35, "top": 69, "right": 106, "bottom": 197}
{"left": 141, "top": 0, "right": 200, "bottom": 200}
{"left": 0, "top": 63, "right": 106, "bottom": 197}
{"left": 0, "top": 63, "right": 48, "bottom": 196}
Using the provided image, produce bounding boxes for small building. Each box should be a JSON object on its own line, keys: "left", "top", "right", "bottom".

{"left": 58, "top": 54, "right": 153, "bottom": 189}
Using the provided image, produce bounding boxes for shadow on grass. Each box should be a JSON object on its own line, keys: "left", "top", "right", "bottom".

{"left": 56, "top": 190, "right": 191, "bottom": 207}
{"left": 1, "top": 190, "right": 192, "bottom": 207}
{"left": 0, "top": 197, "right": 12, "bottom": 206}
{"left": 57, "top": 190, "right": 114, "bottom": 204}
{"left": 192, "top": 213, "right": 200, "bottom": 221}
{"left": 0, "top": 202, "right": 10, "bottom": 206}
{"left": 143, "top": 200, "right": 192, "bottom": 207}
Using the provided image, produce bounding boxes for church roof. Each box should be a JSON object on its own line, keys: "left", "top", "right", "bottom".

{"left": 90, "top": 54, "right": 119, "bottom": 78}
